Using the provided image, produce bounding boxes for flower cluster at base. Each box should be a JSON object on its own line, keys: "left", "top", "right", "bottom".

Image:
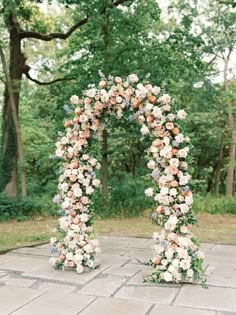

{"left": 145, "top": 229, "right": 204, "bottom": 283}
{"left": 50, "top": 73, "right": 204, "bottom": 281}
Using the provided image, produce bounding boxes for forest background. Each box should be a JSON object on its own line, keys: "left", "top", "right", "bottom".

{"left": 0, "top": 0, "right": 236, "bottom": 223}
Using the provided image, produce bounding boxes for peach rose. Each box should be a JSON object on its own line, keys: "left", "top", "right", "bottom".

{"left": 67, "top": 191, "right": 73, "bottom": 198}
{"left": 114, "top": 77, "right": 122, "bottom": 84}
{"left": 99, "top": 80, "right": 107, "bottom": 88}
{"left": 146, "top": 115, "right": 154, "bottom": 123}
{"left": 153, "top": 139, "right": 162, "bottom": 147}
{"left": 148, "top": 95, "right": 156, "bottom": 103}
{"left": 170, "top": 180, "right": 178, "bottom": 188}
{"left": 110, "top": 97, "right": 117, "bottom": 105}
{"left": 60, "top": 254, "right": 66, "bottom": 261}
{"left": 133, "top": 98, "right": 140, "bottom": 107}
{"left": 95, "top": 101, "right": 104, "bottom": 110}
{"left": 166, "top": 122, "right": 174, "bottom": 130}
{"left": 172, "top": 127, "right": 179, "bottom": 135}
{"left": 152, "top": 257, "right": 161, "bottom": 265}
{"left": 71, "top": 161, "right": 79, "bottom": 169}
{"left": 69, "top": 175, "right": 77, "bottom": 182}
{"left": 64, "top": 120, "right": 71, "bottom": 128}
{"left": 75, "top": 107, "right": 82, "bottom": 115}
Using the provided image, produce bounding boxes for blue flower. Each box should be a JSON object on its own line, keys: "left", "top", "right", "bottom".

{"left": 63, "top": 104, "right": 72, "bottom": 113}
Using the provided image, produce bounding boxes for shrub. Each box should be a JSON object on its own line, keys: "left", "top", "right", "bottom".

{"left": 0, "top": 193, "right": 57, "bottom": 221}
{"left": 194, "top": 195, "right": 236, "bottom": 215}
{"left": 92, "top": 174, "right": 154, "bottom": 218}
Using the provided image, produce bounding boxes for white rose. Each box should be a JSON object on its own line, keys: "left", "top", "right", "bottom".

{"left": 55, "top": 148, "right": 64, "bottom": 157}
{"left": 179, "top": 203, "right": 189, "bottom": 214}
{"left": 92, "top": 179, "right": 100, "bottom": 187}
{"left": 179, "top": 176, "right": 189, "bottom": 186}
{"left": 76, "top": 264, "right": 84, "bottom": 274}
{"left": 169, "top": 188, "right": 177, "bottom": 196}
{"left": 66, "top": 252, "right": 74, "bottom": 260}
{"left": 61, "top": 182, "right": 69, "bottom": 192}
{"left": 86, "top": 186, "right": 94, "bottom": 195}
{"left": 62, "top": 199, "right": 70, "bottom": 209}
{"left": 185, "top": 195, "right": 193, "bottom": 205}
{"left": 152, "top": 106, "right": 162, "bottom": 118}
{"left": 158, "top": 94, "right": 171, "bottom": 104}
{"left": 168, "top": 216, "right": 178, "bottom": 225}
{"left": 163, "top": 137, "right": 170, "bottom": 145}
{"left": 147, "top": 160, "right": 156, "bottom": 169}
{"left": 86, "top": 88, "right": 96, "bottom": 98}
{"left": 165, "top": 249, "right": 174, "bottom": 260}
{"left": 177, "top": 110, "right": 187, "bottom": 120}
{"left": 169, "top": 158, "right": 179, "bottom": 167}
{"left": 73, "top": 254, "right": 83, "bottom": 263}
{"left": 73, "top": 187, "right": 82, "bottom": 197}
{"left": 178, "top": 148, "right": 189, "bottom": 158}
{"left": 141, "top": 124, "right": 149, "bottom": 135}
{"left": 175, "top": 134, "right": 184, "bottom": 143}
{"left": 61, "top": 137, "right": 69, "bottom": 145}
{"left": 160, "top": 187, "right": 169, "bottom": 195}
{"left": 187, "top": 268, "right": 194, "bottom": 278}
{"left": 180, "top": 259, "right": 191, "bottom": 270}
{"left": 145, "top": 188, "right": 154, "bottom": 197}
{"left": 84, "top": 244, "right": 93, "bottom": 253}
{"left": 81, "top": 196, "right": 89, "bottom": 204}
{"left": 153, "top": 86, "right": 160, "bottom": 95}
{"left": 128, "top": 74, "right": 139, "bottom": 83}
{"left": 70, "top": 95, "right": 79, "bottom": 104}
{"left": 163, "top": 271, "right": 173, "bottom": 282}
{"left": 145, "top": 103, "right": 154, "bottom": 112}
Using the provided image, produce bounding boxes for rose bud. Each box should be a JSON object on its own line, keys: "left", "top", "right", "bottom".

{"left": 147, "top": 115, "right": 154, "bottom": 123}
{"left": 172, "top": 148, "right": 178, "bottom": 155}
{"left": 64, "top": 120, "right": 71, "bottom": 128}
{"left": 60, "top": 254, "right": 66, "bottom": 261}
{"left": 152, "top": 257, "right": 161, "bottom": 265}
{"left": 172, "top": 127, "right": 179, "bottom": 135}
{"left": 148, "top": 95, "right": 156, "bottom": 103}
{"left": 75, "top": 107, "right": 82, "bottom": 115}
{"left": 99, "top": 80, "right": 107, "bottom": 88}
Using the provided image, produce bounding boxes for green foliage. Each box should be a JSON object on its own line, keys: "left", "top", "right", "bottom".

{"left": 93, "top": 174, "right": 154, "bottom": 218}
{"left": 194, "top": 195, "right": 236, "bottom": 215}
{"left": 0, "top": 0, "right": 236, "bottom": 221}
{"left": 0, "top": 193, "right": 44, "bottom": 221}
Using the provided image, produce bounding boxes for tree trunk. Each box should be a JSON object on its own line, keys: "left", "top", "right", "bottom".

{"left": 225, "top": 55, "right": 235, "bottom": 196}
{"left": 226, "top": 127, "right": 236, "bottom": 196}
{"left": 215, "top": 126, "right": 226, "bottom": 195}
{"left": 0, "top": 44, "right": 27, "bottom": 199}
{"left": 101, "top": 9, "right": 109, "bottom": 208}
{"left": 0, "top": 14, "right": 26, "bottom": 198}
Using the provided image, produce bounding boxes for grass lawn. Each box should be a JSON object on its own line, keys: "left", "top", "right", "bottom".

{"left": 0, "top": 213, "right": 236, "bottom": 253}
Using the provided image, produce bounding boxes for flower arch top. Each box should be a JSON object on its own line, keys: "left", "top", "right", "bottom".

{"left": 50, "top": 74, "right": 204, "bottom": 283}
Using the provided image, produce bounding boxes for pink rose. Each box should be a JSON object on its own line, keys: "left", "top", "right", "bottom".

{"left": 70, "top": 95, "right": 79, "bottom": 105}
{"left": 114, "top": 77, "right": 122, "bottom": 84}
{"left": 128, "top": 74, "right": 139, "bottom": 83}
{"left": 166, "top": 122, "right": 174, "bottom": 130}
{"left": 99, "top": 80, "right": 107, "bottom": 88}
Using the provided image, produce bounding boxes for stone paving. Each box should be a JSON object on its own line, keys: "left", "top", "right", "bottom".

{"left": 0, "top": 236, "right": 236, "bottom": 315}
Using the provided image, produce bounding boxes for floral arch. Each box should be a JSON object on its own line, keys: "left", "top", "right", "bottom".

{"left": 50, "top": 74, "right": 204, "bottom": 283}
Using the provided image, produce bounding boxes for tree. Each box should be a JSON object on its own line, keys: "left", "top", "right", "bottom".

{"left": 200, "top": 1, "right": 236, "bottom": 195}
{"left": 0, "top": 0, "right": 130, "bottom": 199}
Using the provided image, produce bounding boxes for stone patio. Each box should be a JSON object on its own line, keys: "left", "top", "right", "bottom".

{"left": 0, "top": 236, "right": 236, "bottom": 315}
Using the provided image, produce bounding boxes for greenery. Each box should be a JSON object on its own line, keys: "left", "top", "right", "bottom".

{"left": 0, "top": 0, "right": 235, "bottom": 222}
